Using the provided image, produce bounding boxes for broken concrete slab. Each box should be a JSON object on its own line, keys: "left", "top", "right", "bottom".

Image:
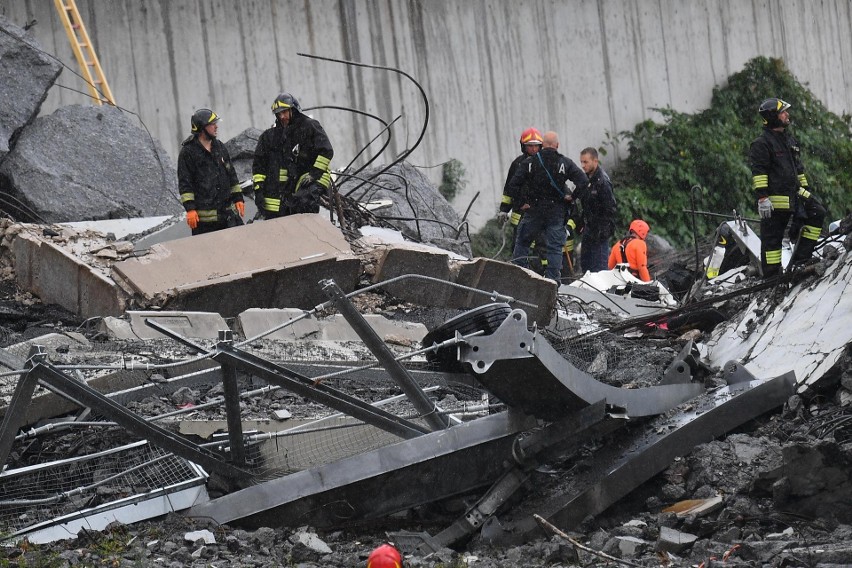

{"left": 99, "top": 311, "right": 231, "bottom": 340}
{"left": 236, "top": 308, "right": 427, "bottom": 343}
{"left": 372, "top": 244, "right": 556, "bottom": 326}
{"left": 0, "top": 105, "right": 182, "bottom": 223}
{"left": 111, "top": 214, "right": 359, "bottom": 317}
{"left": 454, "top": 258, "right": 556, "bottom": 326}
{"left": 11, "top": 227, "right": 126, "bottom": 318}
{"left": 373, "top": 243, "right": 454, "bottom": 306}
{"left": 704, "top": 252, "right": 852, "bottom": 392}
{"left": 0, "top": 16, "right": 62, "bottom": 162}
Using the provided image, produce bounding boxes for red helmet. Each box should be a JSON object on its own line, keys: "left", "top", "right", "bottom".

{"left": 519, "top": 127, "right": 543, "bottom": 151}
{"left": 629, "top": 219, "right": 650, "bottom": 240}
{"left": 367, "top": 544, "right": 402, "bottom": 568}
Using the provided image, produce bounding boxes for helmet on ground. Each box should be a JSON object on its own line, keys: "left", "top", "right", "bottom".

{"left": 519, "top": 127, "right": 543, "bottom": 151}
{"left": 629, "top": 219, "right": 650, "bottom": 240}
{"left": 758, "top": 98, "right": 791, "bottom": 128}
{"left": 367, "top": 544, "right": 402, "bottom": 568}
{"left": 271, "top": 92, "right": 301, "bottom": 114}
{"left": 190, "top": 108, "right": 220, "bottom": 134}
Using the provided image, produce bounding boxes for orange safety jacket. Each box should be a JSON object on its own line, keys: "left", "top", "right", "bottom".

{"left": 608, "top": 234, "right": 651, "bottom": 282}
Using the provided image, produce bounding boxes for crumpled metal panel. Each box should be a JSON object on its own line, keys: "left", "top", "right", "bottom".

{"left": 186, "top": 410, "right": 538, "bottom": 528}
{"left": 492, "top": 368, "right": 797, "bottom": 545}
{"left": 459, "top": 310, "right": 705, "bottom": 420}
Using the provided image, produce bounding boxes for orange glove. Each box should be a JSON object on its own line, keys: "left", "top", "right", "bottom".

{"left": 234, "top": 201, "right": 245, "bottom": 217}
{"left": 186, "top": 210, "right": 199, "bottom": 229}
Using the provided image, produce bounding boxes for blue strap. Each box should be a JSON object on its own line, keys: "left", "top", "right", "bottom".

{"left": 536, "top": 152, "right": 566, "bottom": 199}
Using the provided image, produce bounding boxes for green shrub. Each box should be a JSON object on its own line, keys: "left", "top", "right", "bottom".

{"left": 609, "top": 56, "right": 852, "bottom": 247}
{"left": 439, "top": 158, "right": 467, "bottom": 202}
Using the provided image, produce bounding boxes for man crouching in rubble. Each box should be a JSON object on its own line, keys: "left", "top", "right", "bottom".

{"left": 750, "top": 98, "right": 826, "bottom": 278}
{"left": 178, "top": 109, "right": 245, "bottom": 235}
{"left": 252, "top": 93, "right": 334, "bottom": 219}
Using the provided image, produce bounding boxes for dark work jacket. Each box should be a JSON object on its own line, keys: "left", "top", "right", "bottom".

{"left": 506, "top": 147, "right": 588, "bottom": 210}
{"left": 500, "top": 153, "right": 529, "bottom": 213}
{"left": 749, "top": 127, "right": 805, "bottom": 202}
{"left": 252, "top": 113, "right": 334, "bottom": 199}
{"left": 572, "top": 165, "right": 616, "bottom": 243}
{"left": 177, "top": 136, "right": 241, "bottom": 212}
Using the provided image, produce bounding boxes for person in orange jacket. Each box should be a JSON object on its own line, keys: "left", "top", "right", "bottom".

{"left": 366, "top": 543, "right": 403, "bottom": 567}
{"left": 608, "top": 219, "right": 651, "bottom": 281}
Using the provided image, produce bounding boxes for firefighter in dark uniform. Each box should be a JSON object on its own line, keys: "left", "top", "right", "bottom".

{"left": 252, "top": 93, "right": 334, "bottom": 219}
{"left": 497, "top": 127, "right": 550, "bottom": 272}
{"left": 498, "top": 127, "right": 544, "bottom": 230}
{"left": 178, "top": 108, "right": 244, "bottom": 235}
{"left": 750, "top": 98, "right": 826, "bottom": 278}
{"left": 506, "top": 131, "right": 588, "bottom": 282}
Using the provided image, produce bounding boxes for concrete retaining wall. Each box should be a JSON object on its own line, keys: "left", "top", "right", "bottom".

{"left": 1, "top": 0, "right": 850, "bottom": 230}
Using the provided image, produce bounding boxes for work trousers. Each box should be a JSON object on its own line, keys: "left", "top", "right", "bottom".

{"left": 760, "top": 191, "right": 825, "bottom": 277}
{"left": 512, "top": 203, "right": 565, "bottom": 282}
{"left": 580, "top": 237, "right": 610, "bottom": 274}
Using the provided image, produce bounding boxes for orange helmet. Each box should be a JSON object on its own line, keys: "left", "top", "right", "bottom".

{"left": 629, "top": 219, "right": 650, "bottom": 240}
{"left": 367, "top": 544, "right": 402, "bottom": 568}
{"left": 519, "top": 127, "right": 543, "bottom": 151}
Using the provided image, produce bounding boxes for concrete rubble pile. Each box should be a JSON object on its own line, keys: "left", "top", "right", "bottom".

{"left": 0, "top": 209, "right": 851, "bottom": 567}
{"left": 4, "top": 13, "right": 852, "bottom": 568}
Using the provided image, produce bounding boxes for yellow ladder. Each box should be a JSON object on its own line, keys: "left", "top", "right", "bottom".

{"left": 53, "top": 0, "right": 115, "bottom": 106}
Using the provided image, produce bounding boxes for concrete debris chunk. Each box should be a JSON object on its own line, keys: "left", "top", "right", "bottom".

{"left": 12, "top": 228, "right": 126, "bottom": 318}
{"left": 290, "top": 530, "right": 332, "bottom": 555}
{"left": 184, "top": 529, "right": 216, "bottom": 545}
{"left": 0, "top": 16, "right": 62, "bottom": 161}
{"left": 373, "top": 243, "right": 556, "bottom": 325}
{"left": 616, "top": 535, "right": 649, "bottom": 557}
{"left": 656, "top": 526, "right": 698, "bottom": 554}
{"left": 0, "top": 105, "right": 181, "bottom": 223}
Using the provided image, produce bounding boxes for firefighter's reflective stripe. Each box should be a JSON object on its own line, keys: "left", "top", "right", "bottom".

{"left": 500, "top": 194, "right": 512, "bottom": 205}
{"left": 318, "top": 171, "right": 331, "bottom": 189}
{"left": 563, "top": 239, "right": 574, "bottom": 253}
{"left": 801, "top": 224, "right": 821, "bottom": 241}
{"left": 797, "top": 187, "right": 812, "bottom": 199}
{"left": 752, "top": 174, "right": 768, "bottom": 190}
{"left": 230, "top": 184, "right": 241, "bottom": 195}
{"left": 768, "top": 195, "right": 790, "bottom": 210}
{"left": 263, "top": 197, "right": 281, "bottom": 212}
{"left": 180, "top": 192, "right": 195, "bottom": 203}
{"left": 197, "top": 209, "right": 219, "bottom": 222}
{"left": 510, "top": 212, "right": 521, "bottom": 226}
{"left": 314, "top": 155, "right": 331, "bottom": 171}
{"left": 252, "top": 173, "right": 266, "bottom": 192}
{"left": 278, "top": 169, "right": 288, "bottom": 182}
{"left": 765, "top": 248, "right": 782, "bottom": 265}
{"left": 798, "top": 173, "right": 809, "bottom": 187}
